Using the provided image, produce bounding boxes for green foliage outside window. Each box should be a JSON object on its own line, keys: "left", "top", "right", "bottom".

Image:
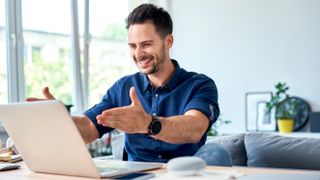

{"left": 24, "top": 51, "right": 72, "bottom": 104}
{"left": 3, "top": 22, "right": 133, "bottom": 110}
{"left": 101, "top": 22, "right": 127, "bottom": 41}
{"left": 208, "top": 116, "right": 232, "bottom": 136}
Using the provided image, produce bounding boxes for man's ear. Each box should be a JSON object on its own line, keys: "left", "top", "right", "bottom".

{"left": 165, "top": 34, "right": 174, "bottom": 48}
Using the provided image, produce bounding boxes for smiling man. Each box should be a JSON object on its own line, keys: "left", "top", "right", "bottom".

{"left": 28, "top": 4, "right": 231, "bottom": 165}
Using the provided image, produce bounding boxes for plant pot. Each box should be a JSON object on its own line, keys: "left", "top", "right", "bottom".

{"left": 277, "top": 118, "right": 294, "bottom": 133}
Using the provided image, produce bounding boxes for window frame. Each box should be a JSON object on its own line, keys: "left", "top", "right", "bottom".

{"left": 4, "top": 0, "right": 86, "bottom": 113}
{"left": 3, "top": 0, "right": 168, "bottom": 112}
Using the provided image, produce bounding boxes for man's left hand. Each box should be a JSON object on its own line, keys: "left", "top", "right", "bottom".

{"left": 96, "top": 87, "right": 151, "bottom": 134}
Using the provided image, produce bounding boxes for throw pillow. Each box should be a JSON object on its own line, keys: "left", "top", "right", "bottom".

{"left": 245, "top": 132, "right": 320, "bottom": 170}
{"left": 207, "top": 133, "right": 247, "bottom": 166}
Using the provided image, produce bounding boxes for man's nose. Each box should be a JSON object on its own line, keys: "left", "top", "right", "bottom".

{"left": 134, "top": 46, "right": 144, "bottom": 59}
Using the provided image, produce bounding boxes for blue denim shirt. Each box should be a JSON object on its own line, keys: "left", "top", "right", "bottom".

{"left": 84, "top": 60, "right": 220, "bottom": 163}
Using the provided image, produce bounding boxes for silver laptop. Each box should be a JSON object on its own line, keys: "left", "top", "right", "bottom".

{"left": 0, "top": 100, "right": 161, "bottom": 178}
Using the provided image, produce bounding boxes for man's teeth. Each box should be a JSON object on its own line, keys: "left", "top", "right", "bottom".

{"left": 139, "top": 58, "right": 152, "bottom": 64}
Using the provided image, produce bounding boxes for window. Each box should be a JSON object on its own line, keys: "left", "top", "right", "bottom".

{"left": 0, "top": 0, "right": 8, "bottom": 136}
{"left": 3, "top": 0, "right": 163, "bottom": 110}
{"left": 1, "top": 0, "right": 168, "bottom": 153}
{"left": 0, "top": 0, "right": 7, "bottom": 103}
{"left": 21, "top": 0, "right": 73, "bottom": 106}
{"left": 85, "top": 0, "right": 135, "bottom": 107}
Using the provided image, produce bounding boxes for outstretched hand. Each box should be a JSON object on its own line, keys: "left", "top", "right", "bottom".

{"left": 96, "top": 86, "right": 151, "bottom": 134}
{"left": 26, "top": 87, "right": 56, "bottom": 101}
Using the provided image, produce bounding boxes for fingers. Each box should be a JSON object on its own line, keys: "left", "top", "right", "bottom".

{"left": 25, "top": 87, "right": 56, "bottom": 101}
{"left": 96, "top": 111, "right": 119, "bottom": 123}
{"left": 102, "top": 107, "right": 126, "bottom": 116}
{"left": 25, "top": 97, "right": 47, "bottom": 102}
{"left": 96, "top": 111, "right": 126, "bottom": 128}
{"left": 43, "top": 87, "right": 55, "bottom": 100}
{"left": 96, "top": 113, "right": 133, "bottom": 133}
{"left": 129, "top": 86, "right": 141, "bottom": 106}
{"left": 96, "top": 87, "right": 145, "bottom": 133}
{"left": 96, "top": 105, "right": 133, "bottom": 126}
{"left": 96, "top": 107, "right": 126, "bottom": 122}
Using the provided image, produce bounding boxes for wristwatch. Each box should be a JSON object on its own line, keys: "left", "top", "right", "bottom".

{"left": 148, "top": 115, "right": 162, "bottom": 135}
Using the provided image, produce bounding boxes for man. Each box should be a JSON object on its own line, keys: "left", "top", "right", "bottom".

{"left": 27, "top": 4, "right": 231, "bottom": 165}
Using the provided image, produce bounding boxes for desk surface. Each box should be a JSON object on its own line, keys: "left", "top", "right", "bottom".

{"left": 1, "top": 162, "right": 319, "bottom": 180}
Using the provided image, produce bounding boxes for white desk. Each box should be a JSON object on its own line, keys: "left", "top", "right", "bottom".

{"left": 1, "top": 162, "right": 319, "bottom": 180}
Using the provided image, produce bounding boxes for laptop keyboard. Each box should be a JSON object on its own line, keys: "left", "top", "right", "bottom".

{"left": 94, "top": 160, "right": 132, "bottom": 177}
{"left": 93, "top": 158, "right": 162, "bottom": 177}
{"left": 95, "top": 161, "right": 129, "bottom": 171}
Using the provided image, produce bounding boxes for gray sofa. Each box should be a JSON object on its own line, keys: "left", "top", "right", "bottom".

{"left": 207, "top": 132, "right": 320, "bottom": 170}
{"left": 110, "top": 132, "right": 320, "bottom": 170}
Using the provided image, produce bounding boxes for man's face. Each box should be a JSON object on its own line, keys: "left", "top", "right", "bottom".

{"left": 128, "top": 22, "right": 168, "bottom": 75}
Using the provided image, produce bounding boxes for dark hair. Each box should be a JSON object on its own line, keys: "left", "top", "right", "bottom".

{"left": 126, "top": 4, "right": 173, "bottom": 38}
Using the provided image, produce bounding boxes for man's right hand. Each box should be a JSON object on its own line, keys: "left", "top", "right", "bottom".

{"left": 26, "top": 87, "right": 56, "bottom": 101}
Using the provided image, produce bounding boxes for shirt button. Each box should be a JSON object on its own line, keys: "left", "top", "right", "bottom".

{"left": 158, "top": 155, "right": 162, "bottom": 159}
{"left": 152, "top": 113, "right": 157, "bottom": 116}
{"left": 155, "top": 94, "right": 159, "bottom": 98}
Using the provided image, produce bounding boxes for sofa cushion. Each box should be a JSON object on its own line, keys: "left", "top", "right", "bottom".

{"left": 245, "top": 132, "right": 320, "bottom": 170}
{"left": 207, "top": 133, "right": 247, "bottom": 166}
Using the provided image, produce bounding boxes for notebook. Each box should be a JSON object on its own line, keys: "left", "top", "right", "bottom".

{"left": 0, "top": 100, "right": 161, "bottom": 178}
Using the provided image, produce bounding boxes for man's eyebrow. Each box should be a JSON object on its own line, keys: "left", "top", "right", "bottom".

{"left": 141, "top": 40, "right": 153, "bottom": 44}
{"left": 128, "top": 40, "right": 153, "bottom": 46}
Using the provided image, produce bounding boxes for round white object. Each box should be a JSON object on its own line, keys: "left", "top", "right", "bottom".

{"left": 167, "top": 156, "right": 207, "bottom": 176}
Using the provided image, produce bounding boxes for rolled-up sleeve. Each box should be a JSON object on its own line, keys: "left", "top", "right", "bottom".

{"left": 84, "top": 84, "right": 119, "bottom": 138}
{"left": 184, "top": 77, "right": 220, "bottom": 131}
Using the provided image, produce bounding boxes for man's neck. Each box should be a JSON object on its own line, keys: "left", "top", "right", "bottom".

{"left": 148, "top": 59, "right": 175, "bottom": 88}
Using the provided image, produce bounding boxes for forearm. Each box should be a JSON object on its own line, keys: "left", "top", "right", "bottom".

{"left": 153, "top": 114, "right": 209, "bottom": 144}
{"left": 72, "top": 116, "right": 99, "bottom": 144}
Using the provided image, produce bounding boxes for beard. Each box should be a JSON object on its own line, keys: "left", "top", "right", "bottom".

{"left": 134, "top": 45, "right": 166, "bottom": 75}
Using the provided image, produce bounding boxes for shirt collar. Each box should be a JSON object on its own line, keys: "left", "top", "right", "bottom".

{"left": 143, "top": 59, "right": 180, "bottom": 92}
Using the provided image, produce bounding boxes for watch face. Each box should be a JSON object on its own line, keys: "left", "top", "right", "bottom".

{"left": 151, "top": 120, "right": 161, "bottom": 135}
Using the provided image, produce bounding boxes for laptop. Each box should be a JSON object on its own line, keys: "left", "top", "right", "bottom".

{"left": 0, "top": 100, "right": 161, "bottom": 178}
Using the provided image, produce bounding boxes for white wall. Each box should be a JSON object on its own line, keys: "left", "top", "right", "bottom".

{"left": 169, "top": 0, "right": 320, "bottom": 133}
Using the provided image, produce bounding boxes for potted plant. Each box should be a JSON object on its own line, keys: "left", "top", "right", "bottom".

{"left": 265, "top": 82, "right": 295, "bottom": 133}
{"left": 208, "top": 116, "right": 231, "bottom": 136}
